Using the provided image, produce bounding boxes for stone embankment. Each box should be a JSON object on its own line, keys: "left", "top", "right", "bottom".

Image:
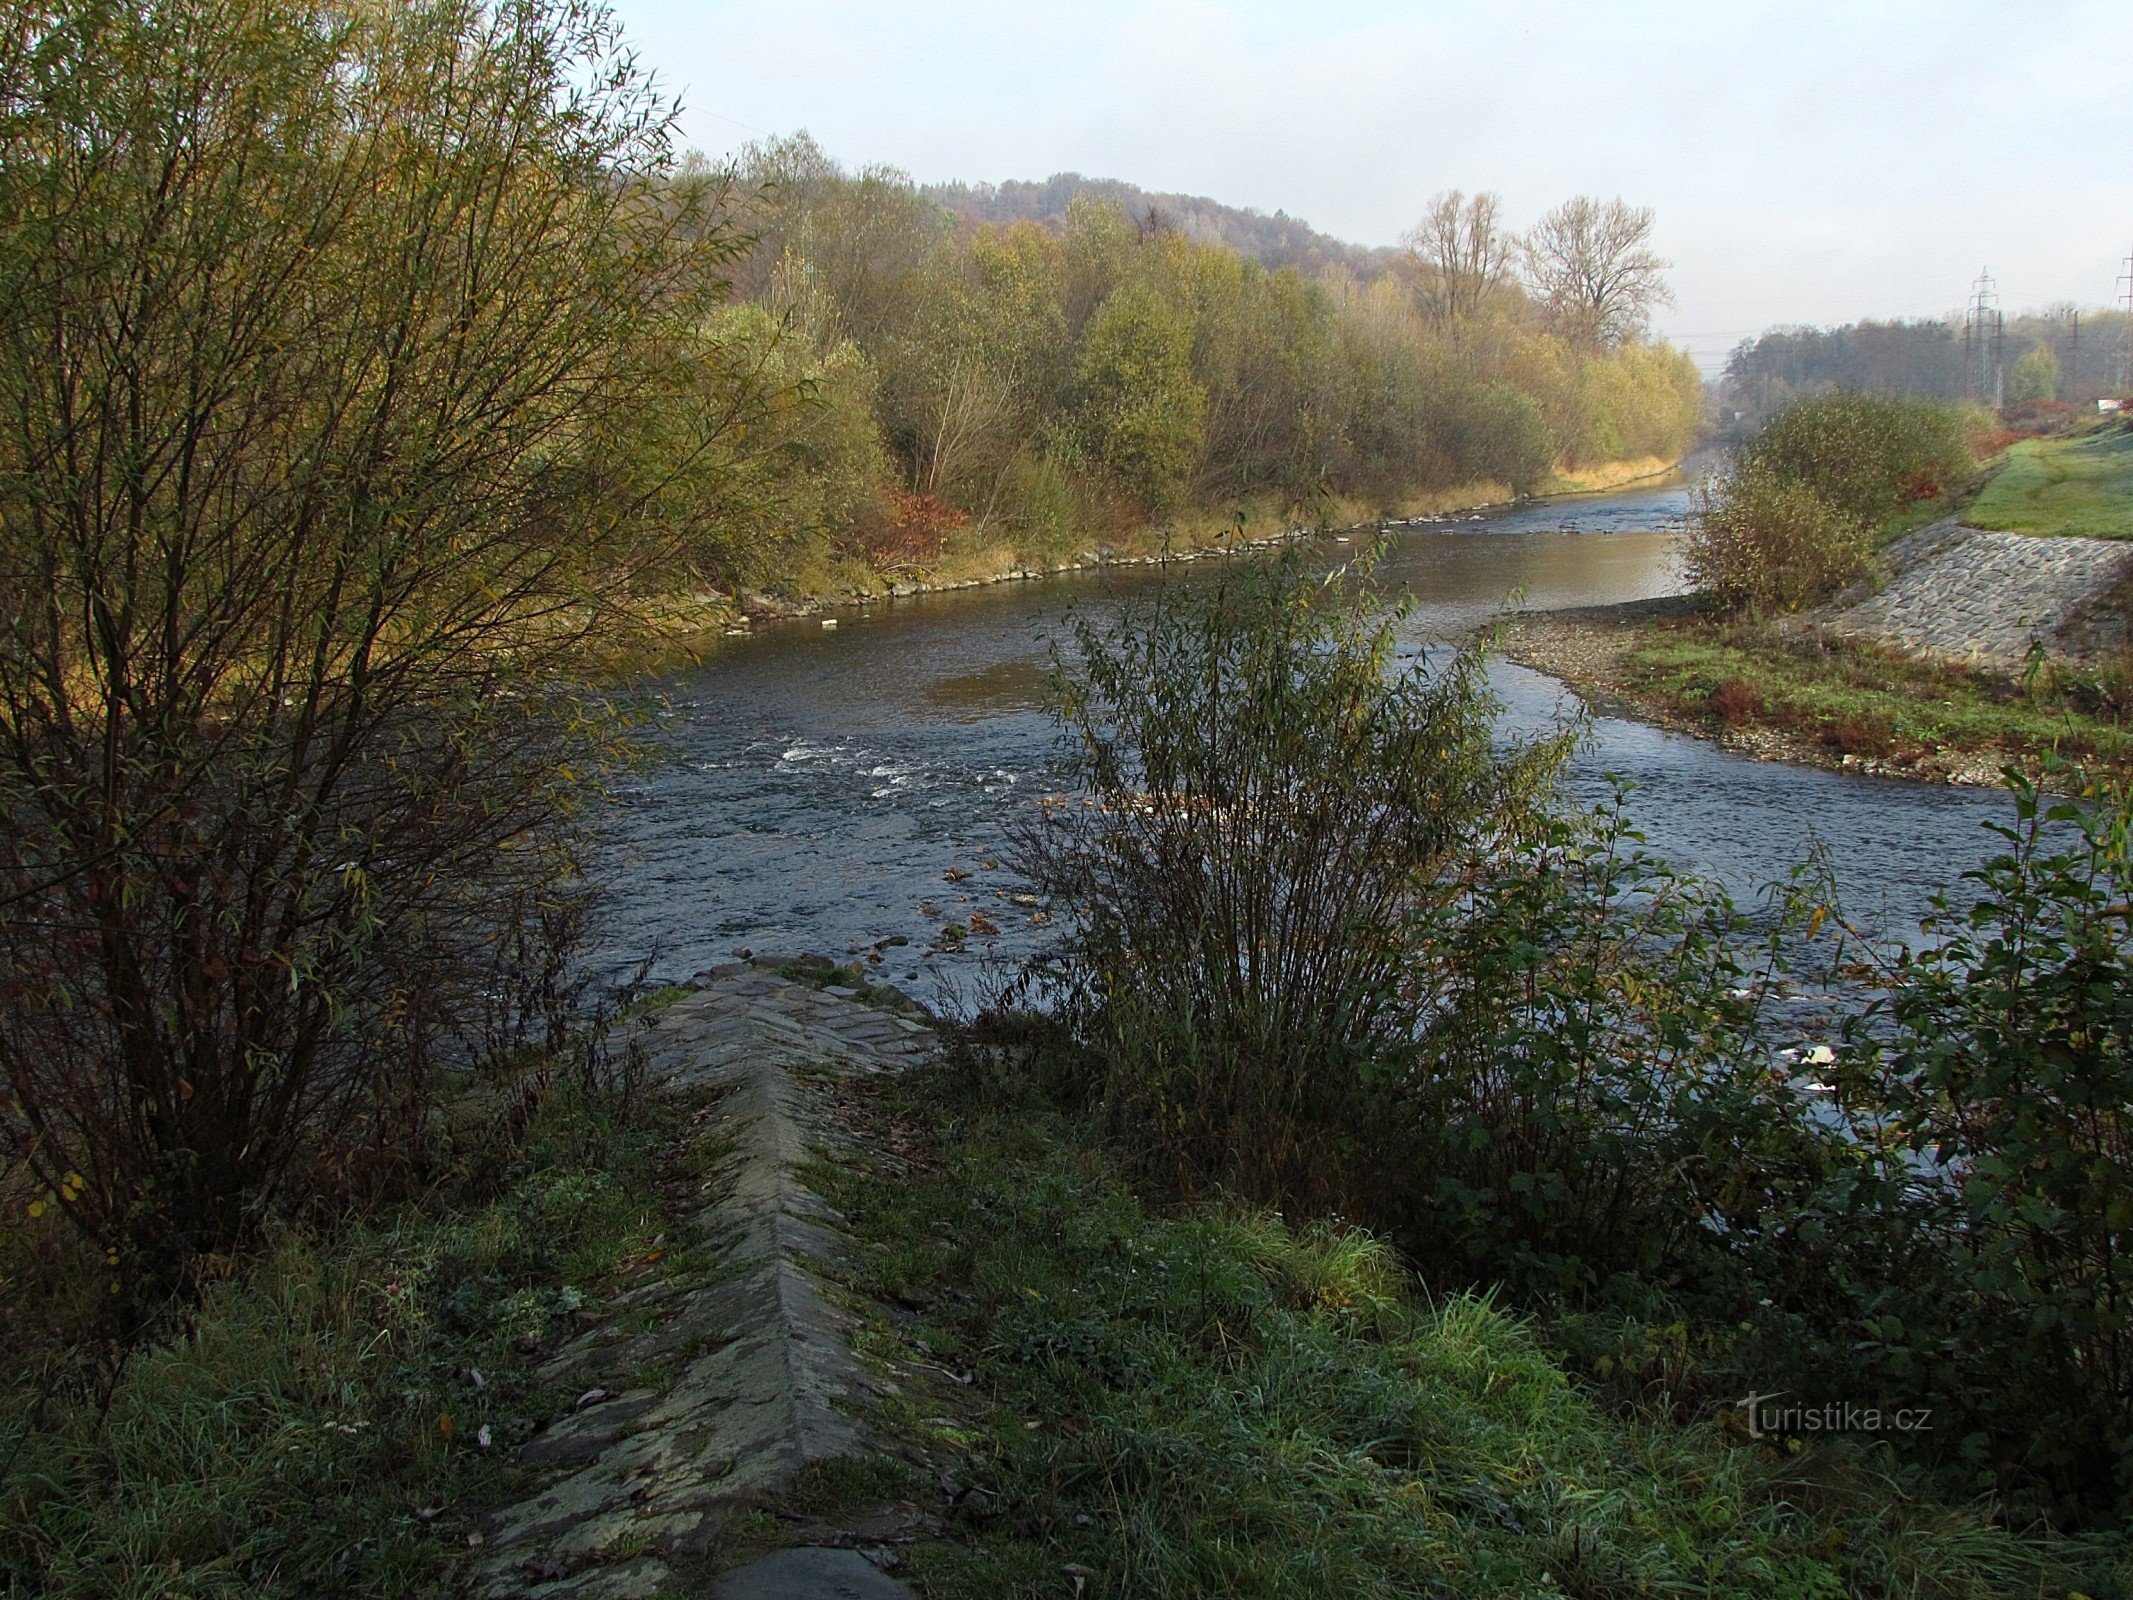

{"left": 1799, "top": 517, "right": 2133, "bottom": 666}
{"left": 471, "top": 962, "right": 935, "bottom": 1600}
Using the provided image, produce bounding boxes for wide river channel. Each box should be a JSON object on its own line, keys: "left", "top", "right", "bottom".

{"left": 591, "top": 480, "right": 2017, "bottom": 1002}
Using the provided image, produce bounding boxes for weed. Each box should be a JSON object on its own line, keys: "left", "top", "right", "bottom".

{"left": 1708, "top": 675, "right": 1767, "bottom": 726}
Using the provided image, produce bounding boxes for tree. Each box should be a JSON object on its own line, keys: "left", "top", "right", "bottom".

{"left": 1401, "top": 190, "right": 1515, "bottom": 327}
{"left": 0, "top": 0, "right": 743, "bottom": 1302}
{"left": 1070, "top": 282, "right": 1207, "bottom": 513}
{"left": 2009, "top": 341, "right": 2061, "bottom": 404}
{"left": 1523, "top": 196, "right": 1672, "bottom": 350}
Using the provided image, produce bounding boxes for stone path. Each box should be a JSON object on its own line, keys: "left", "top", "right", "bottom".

{"left": 470, "top": 961, "right": 934, "bottom": 1600}
{"left": 1805, "top": 517, "right": 2133, "bottom": 665}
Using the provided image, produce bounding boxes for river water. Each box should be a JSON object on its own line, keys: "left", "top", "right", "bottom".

{"left": 590, "top": 482, "right": 2016, "bottom": 1001}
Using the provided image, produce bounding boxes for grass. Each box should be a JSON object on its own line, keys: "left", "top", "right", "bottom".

{"left": 1968, "top": 427, "right": 2133, "bottom": 540}
{"left": 826, "top": 1056, "right": 2128, "bottom": 1600}
{"left": 1609, "top": 620, "right": 2133, "bottom": 772}
{"left": 0, "top": 1063, "right": 697, "bottom": 1599}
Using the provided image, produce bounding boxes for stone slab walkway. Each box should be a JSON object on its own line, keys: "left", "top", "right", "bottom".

{"left": 470, "top": 962, "right": 934, "bottom": 1600}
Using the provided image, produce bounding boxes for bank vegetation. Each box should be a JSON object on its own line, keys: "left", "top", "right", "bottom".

{"left": 1000, "top": 551, "right": 2133, "bottom": 1559}
{"left": 1509, "top": 392, "right": 2133, "bottom": 780}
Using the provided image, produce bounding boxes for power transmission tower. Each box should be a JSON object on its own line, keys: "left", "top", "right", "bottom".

{"left": 1963, "top": 268, "right": 2005, "bottom": 407}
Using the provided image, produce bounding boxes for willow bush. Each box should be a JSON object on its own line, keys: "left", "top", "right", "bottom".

{"left": 1687, "top": 392, "right": 1974, "bottom": 612}
{"left": 0, "top": 0, "right": 747, "bottom": 1307}
{"left": 1010, "top": 553, "right": 1565, "bottom": 1206}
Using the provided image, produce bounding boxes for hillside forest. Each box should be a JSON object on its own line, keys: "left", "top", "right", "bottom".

{"left": 689, "top": 136, "right": 1703, "bottom": 596}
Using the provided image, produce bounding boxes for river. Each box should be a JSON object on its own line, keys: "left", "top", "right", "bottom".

{"left": 590, "top": 480, "right": 2016, "bottom": 1003}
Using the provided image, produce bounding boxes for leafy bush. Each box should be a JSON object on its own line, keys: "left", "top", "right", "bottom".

{"left": 1011, "top": 552, "right": 1561, "bottom": 1206}
{"left": 1395, "top": 795, "right": 1853, "bottom": 1305}
{"left": 1432, "top": 379, "right": 1555, "bottom": 496}
{"left": 1686, "top": 392, "right": 1972, "bottom": 613}
{"left": 1839, "top": 772, "right": 2133, "bottom": 1522}
{"left": 1686, "top": 459, "right": 1879, "bottom": 611}
{"left": 1744, "top": 391, "right": 1974, "bottom": 528}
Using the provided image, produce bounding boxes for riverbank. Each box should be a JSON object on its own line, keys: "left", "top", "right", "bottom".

{"left": 1500, "top": 440, "right": 2133, "bottom": 786}
{"left": 21, "top": 959, "right": 2114, "bottom": 1598}
{"left": 1499, "top": 583, "right": 2133, "bottom": 786}
{"left": 637, "top": 458, "right": 1688, "bottom": 662}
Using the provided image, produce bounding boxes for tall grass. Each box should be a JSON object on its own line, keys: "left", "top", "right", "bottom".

{"left": 841, "top": 1083, "right": 2120, "bottom": 1599}
{"left": 0, "top": 1068, "right": 675, "bottom": 1598}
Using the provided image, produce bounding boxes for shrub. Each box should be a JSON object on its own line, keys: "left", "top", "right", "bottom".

{"left": 1743, "top": 391, "right": 1973, "bottom": 527}
{"left": 1427, "top": 378, "right": 1556, "bottom": 496}
{"left": 1394, "top": 793, "right": 1852, "bottom": 1302}
{"left": 1707, "top": 676, "right": 1767, "bottom": 725}
{"left": 2002, "top": 398, "right": 2078, "bottom": 438}
{"left": 1689, "top": 389, "right": 1972, "bottom": 617}
{"left": 1010, "top": 551, "right": 1562, "bottom": 1206}
{"left": 1686, "top": 460, "right": 1878, "bottom": 611}
{"left": 846, "top": 488, "right": 966, "bottom": 573}
{"left": 0, "top": 0, "right": 738, "bottom": 1306}
{"left": 1843, "top": 772, "right": 2133, "bottom": 1521}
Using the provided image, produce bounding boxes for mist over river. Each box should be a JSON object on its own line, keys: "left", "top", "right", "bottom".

{"left": 589, "top": 481, "right": 2016, "bottom": 1002}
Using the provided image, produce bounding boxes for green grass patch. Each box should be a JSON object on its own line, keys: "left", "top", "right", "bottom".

{"left": 0, "top": 1072, "right": 692, "bottom": 1598}
{"left": 1969, "top": 428, "right": 2133, "bottom": 540}
{"left": 1615, "top": 620, "right": 2133, "bottom": 770}
{"left": 831, "top": 1066, "right": 2124, "bottom": 1599}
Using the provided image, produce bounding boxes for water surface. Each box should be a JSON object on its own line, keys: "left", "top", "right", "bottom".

{"left": 592, "top": 484, "right": 2013, "bottom": 999}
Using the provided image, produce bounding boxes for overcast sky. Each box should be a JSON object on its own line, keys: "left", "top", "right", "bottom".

{"left": 609, "top": 0, "right": 2133, "bottom": 371}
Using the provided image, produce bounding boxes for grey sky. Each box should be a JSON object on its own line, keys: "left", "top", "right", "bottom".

{"left": 610, "top": 0, "right": 2133, "bottom": 370}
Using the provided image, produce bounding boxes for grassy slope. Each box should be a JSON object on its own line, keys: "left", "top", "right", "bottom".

{"left": 1969, "top": 428, "right": 2133, "bottom": 540}
{"left": 1612, "top": 620, "right": 2133, "bottom": 773}
{"left": 827, "top": 1065, "right": 2122, "bottom": 1600}
{"left": 6, "top": 1002, "right": 2129, "bottom": 1598}
{"left": 0, "top": 1071, "right": 700, "bottom": 1599}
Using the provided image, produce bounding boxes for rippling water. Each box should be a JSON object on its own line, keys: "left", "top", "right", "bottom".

{"left": 590, "top": 482, "right": 2016, "bottom": 1001}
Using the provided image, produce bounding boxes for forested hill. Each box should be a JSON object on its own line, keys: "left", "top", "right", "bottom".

{"left": 922, "top": 173, "right": 1402, "bottom": 279}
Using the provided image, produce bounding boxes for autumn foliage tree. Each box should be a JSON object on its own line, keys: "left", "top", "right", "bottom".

{"left": 0, "top": 0, "right": 744, "bottom": 1303}
{"left": 715, "top": 138, "right": 1704, "bottom": 566}
{"left": 1522, "top": 196, "right": 1672, "bottom": 351}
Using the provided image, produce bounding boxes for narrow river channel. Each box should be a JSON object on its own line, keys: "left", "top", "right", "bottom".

{"left": 590, "top": 481, "right": 2017, "bottom": 1000}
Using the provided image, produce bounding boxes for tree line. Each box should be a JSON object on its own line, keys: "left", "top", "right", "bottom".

{"left": 686, "top": 134, "right": 1702, "bottom": 588}
{"left": 1724, "top": 309, "right": 2133, "bottom": 432}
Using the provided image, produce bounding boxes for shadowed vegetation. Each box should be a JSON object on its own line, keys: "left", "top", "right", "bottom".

{"left": 830, "top": 1061, "right": 2128, "bottom": 1599}
{"left": 1010, "top": 554, "right": 2133, "bottom": 1532}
